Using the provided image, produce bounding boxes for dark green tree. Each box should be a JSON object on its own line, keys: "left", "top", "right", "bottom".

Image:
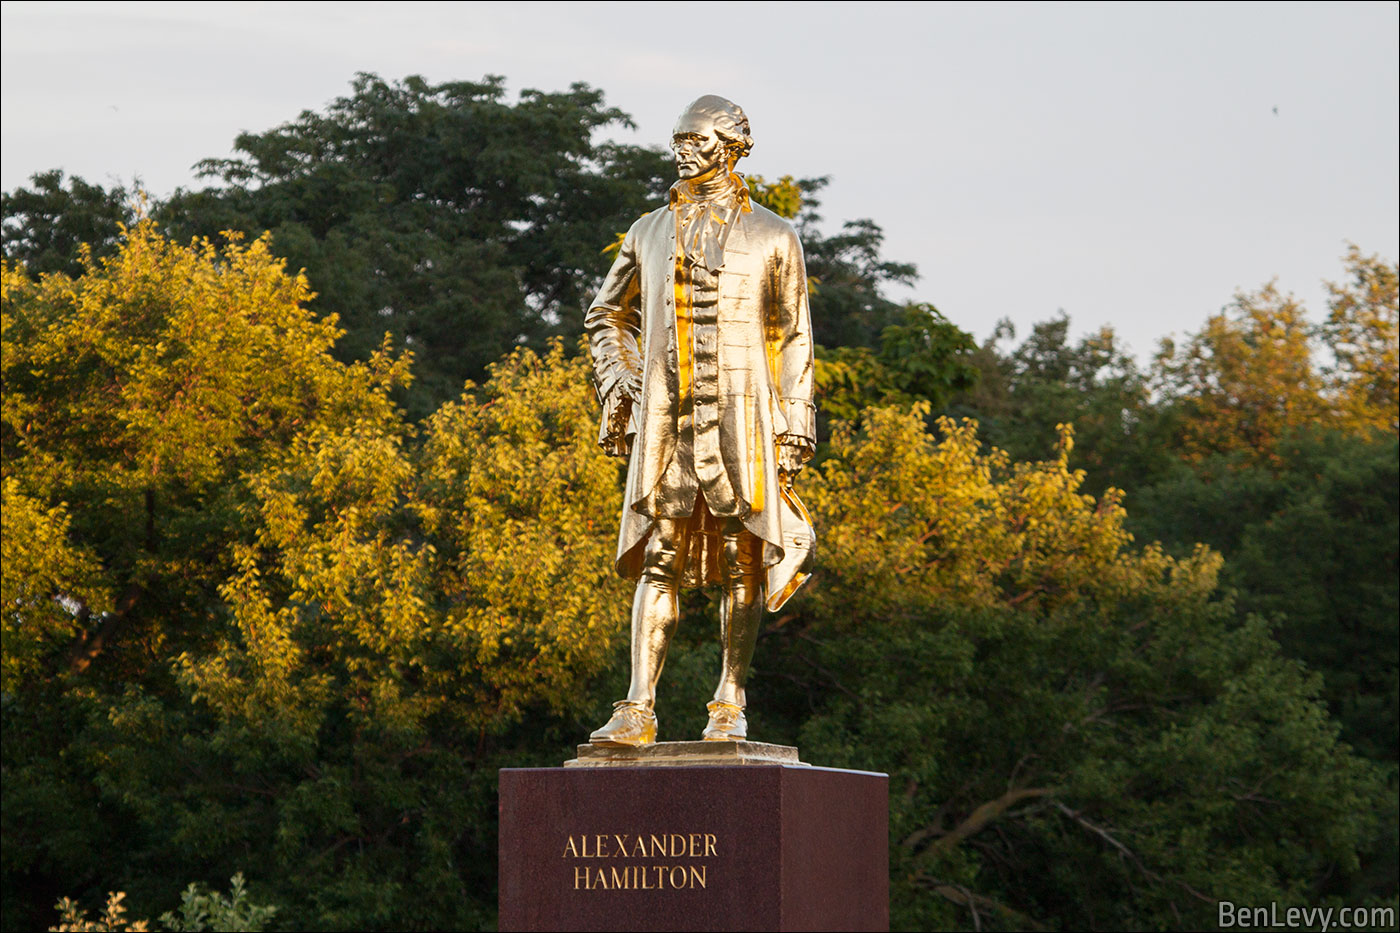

{"left": 791, "top": 176, "right": 920, "bottom": 350}
{"left": 752, "top": 407, "right": 1393, "bottom": 930}
{"left": 815, "top": 303, "right": 978, "bottom": 426}
{"left": 161, "top": 73, "right": 672, "bottom": 416}
{"left": 1130, "top": 429, "right": 1398, "bottom": 763}
{"left": 944, "top": 314, "right": 1174, "bottom": 496}
{"left": 1, "top": 170, "right": 137, "bottom": 277}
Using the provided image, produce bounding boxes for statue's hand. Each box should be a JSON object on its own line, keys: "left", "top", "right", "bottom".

{"left": 776, "top": 441, "right": 807, "bottom": 479}
{"left": 601, "top": 382, "right": 637, "bottom": 459}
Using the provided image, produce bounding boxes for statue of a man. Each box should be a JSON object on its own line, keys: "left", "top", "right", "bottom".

{"left": 584, "top": 95, "right": 816, "bottom": 746}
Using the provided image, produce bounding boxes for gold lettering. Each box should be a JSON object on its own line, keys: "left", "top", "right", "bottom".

{"left": 563, "top": 830, "right": 722, "bottom": 890}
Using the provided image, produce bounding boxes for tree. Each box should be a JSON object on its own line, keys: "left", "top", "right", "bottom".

{"left": 792, "top": 176, "right": 921, "bottom": 350}
{"left": 2, "top": 220, "right": 406, "bottom": 695}
{"left": 752, "top": 408, "right": 1391, "bottom": 930}
{"left": 1, "top": 170, "right": 139, "bottom": 277}
{"left": 944, "top": 314, "right": 1174, "bottom": 496}
{"left": 2, "top": 222, "right": 410, "bottom": 928}
{"left": 1130, "top": 428, "right": 1399, "bottom": 757}
{"left": 815, "top": 303, "right": 979, "bottom": 427}
{"left": 3, "top": 221, "right": 637, "bottom": 930}
{"left": 1323, "top": 244, "right": 1399, "bottom": 434}
{"left": 1153, "top": 281, "right": 1329, "bottom": 463}
{"left": 1, "top": 170, "right": 137, "bottom": 277}
{"left": 161, "top": 73, "right": 672, "bottom": 416}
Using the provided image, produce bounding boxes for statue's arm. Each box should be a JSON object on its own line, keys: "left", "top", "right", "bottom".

{"left": 585, "top": 226, "right": 644, "bottom": 456}
{"left": 772, "top": 227, "right": 817, "bottom": 471}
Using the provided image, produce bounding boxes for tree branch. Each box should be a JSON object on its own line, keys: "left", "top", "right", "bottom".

{"left": 69, "top": 583, "right": 142, "bottom": 674}
{"left": 1052, "top": 801, "right": 1215, "bottom": 905}
{"left": 914, "top": 873, "right": 1048, "bottom": 932}
{"left": 911, "top": 787, "right": 1056, "bottom": 862}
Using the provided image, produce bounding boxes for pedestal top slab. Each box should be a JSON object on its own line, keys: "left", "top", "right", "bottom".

{"left": 564, "top": 740, "right": 807, "bottom": 768}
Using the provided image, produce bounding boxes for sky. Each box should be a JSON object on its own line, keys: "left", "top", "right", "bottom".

{"left": 2, "top": 1, "right": 1397, "bottom": 359}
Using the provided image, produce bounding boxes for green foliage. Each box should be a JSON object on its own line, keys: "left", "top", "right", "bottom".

{"left": 744, "top": 173, "right": 804, "bottom": 219}
{"left": 803, "top": 214, "right": 920, "bottom": 349}
{"left": 816, "top": 304, "right": 978, "bottom": 426}
{"left": 933, "top": 250, "right": 1400, "bottom": 921}
{"left": 1132, "top": 429, "right": 1399, "bottom": 765}
{"left": 1129, "top": 428, "right": 1400, "bottom": 905}
{"left": 758, "top": 407, "right": 1390, "bottom": 930}
{"left": 3, "top": 78, "right": 1396, "bottom": 933}
{"left": 160, "top": 72, "right": 673, "bottom": 416}
{"left": 944, "top": 314, "right": 1173, "bottom": 496}
{"left": 2, "top": 170, "right": 136, "bottom": 277}
{"left": 159, "top": 874, "right": 277, "bottom": 932}
{"left": 49, "top": 876, "right": 275, "bottom": 933}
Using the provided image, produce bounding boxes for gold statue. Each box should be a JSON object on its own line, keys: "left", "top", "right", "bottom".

{"left": 585, "top": 95, "right": 815, "bottom": 746}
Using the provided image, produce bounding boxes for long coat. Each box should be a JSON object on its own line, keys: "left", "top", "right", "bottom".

{"left": 585, "top": 192, "right": 816, "bottom": 608}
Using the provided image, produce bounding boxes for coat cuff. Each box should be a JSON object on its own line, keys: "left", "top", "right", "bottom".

{"left": 778, "top": 398, "right": 816, "bottom": 446}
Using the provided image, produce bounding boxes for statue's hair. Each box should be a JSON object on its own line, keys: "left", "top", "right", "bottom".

{"left": 678, "top": 95, "right": 754, "bottom": 160}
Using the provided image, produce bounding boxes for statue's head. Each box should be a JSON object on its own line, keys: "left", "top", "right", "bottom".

{"left": 671, "top": 95, "right": 753, "bottom": 181}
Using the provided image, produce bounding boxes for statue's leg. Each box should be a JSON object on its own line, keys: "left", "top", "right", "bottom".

{"left": 625, "top": 517, "right": 689, "bottom": 704}
{"left": 591, "top": 518, "right": 689, "bottom": 746}
{"left": 710, "top": 525, "right": 763, "bottom": 722}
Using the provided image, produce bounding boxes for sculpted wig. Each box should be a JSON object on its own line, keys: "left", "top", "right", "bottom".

{"left": 677, "top": 95, "right": 754, "bottom": 161}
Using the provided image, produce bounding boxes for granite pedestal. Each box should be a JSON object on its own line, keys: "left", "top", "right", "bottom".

{"left": 499, "top": 742, "right": 888, "bottom": 932}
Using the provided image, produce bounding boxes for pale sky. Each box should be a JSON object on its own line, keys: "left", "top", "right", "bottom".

{"left": 3, "top": 1, "right": 1397, "bottom": 359}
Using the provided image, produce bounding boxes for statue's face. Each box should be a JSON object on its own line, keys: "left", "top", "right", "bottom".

{"left": 671, "top": 109, "right": 728, "bottom": 181}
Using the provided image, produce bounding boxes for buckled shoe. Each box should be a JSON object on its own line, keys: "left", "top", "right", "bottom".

{"left": 589, "top": 700, "right": 658, "bottom": 747}
{"left": 701, "top": 700, "right": 747, "bottom": 741}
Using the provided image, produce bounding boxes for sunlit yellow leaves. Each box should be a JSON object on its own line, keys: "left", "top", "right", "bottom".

{"left": 419, "top": 341, "right": 634, "bottom": 720}
{"left": 745, "top": 174, "right": 804, "bottom": 219}
{"left": 178, "top": 340, "right": 633, "bottom": 740}
{"left": 2, "top": 219, "right": 406, "bottom": 501}
{"left": 802, "top": 405, "right": 1220, "bottom": 622}
{"left": 1153, "top": 246, "right": 1398, "bottom": 463}
{"left": 1154, "top": 282, "right": 1326, "bottom": 463}
{"left": 1324, "top": 244, "right": 1399, "bottom": 434}
{"left": 0, "top": 478, "right": 110, "bottom": 690}
{"left": 1, "top": 220, "right": 410, "bottom": 689}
